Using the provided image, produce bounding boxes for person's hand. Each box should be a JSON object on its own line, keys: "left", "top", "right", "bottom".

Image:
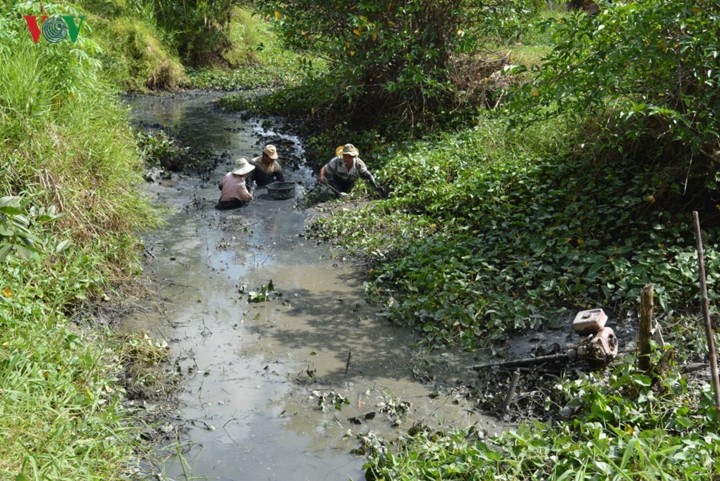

{"left": 319, "top": 175, "right": 327, "bottom": 184}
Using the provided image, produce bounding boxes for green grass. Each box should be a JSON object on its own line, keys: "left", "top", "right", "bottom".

{"left": 0, "top": 3, "right": 161, "bottom": 478}
{"left": 0, "top": 295, "right": 133, "bottom": 479}
{"left": 76, "top": 3, "right": 186, "bottom": 91}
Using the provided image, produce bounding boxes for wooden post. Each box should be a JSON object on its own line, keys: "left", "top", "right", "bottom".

{"left": 638, "top": 284, "right": 654, "bottom": 373}
{"left": 693, "top": 211, "right": 720, "bottom": 415}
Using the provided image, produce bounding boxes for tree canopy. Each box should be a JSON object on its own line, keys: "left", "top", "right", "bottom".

{"left": 252, "top": 0, "right": 541, "bottom": 128}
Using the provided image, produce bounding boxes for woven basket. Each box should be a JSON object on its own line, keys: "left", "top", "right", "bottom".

{"left": 266, "top": 181, "right": 296, "bottom": 200}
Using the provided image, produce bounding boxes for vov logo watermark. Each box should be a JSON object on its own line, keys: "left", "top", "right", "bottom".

{"left": 23, "top": 3, "right": 86, "bottom": 44}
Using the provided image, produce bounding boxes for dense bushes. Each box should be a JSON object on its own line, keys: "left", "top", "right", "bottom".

{"left": 244, "top": 0, "right": 542, "bottom": 141}
{"left": 508, "top": 0, "right": 720, "bottom": 214}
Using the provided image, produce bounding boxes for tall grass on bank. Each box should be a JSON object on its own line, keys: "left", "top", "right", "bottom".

{"left": 70, "top": 0, "right": 186, "bottom": 90}
{"left": 0, "top": 4, "right": 159, "bottom": 478}
{"left": 0, "top": 292, "right": 133, "bottom": 480}
{"left": 0, "top": 37, "right": 158, "bottom": 282}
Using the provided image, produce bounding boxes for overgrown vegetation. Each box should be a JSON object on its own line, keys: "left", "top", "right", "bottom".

{"left": 314, "top": 118, "right": 719, "bottom": 349}
{"left": 67, "top": 0, "right": 302, "bottom": 91}
{"left": 250, "top": 0, "right": 541, "bottom": 128}
{"left": 70, "top": 0, "right": 186, "bottom": 91}
{"left": 285, "top": 0, "right": 720, "bottom": 478}
{"left": 302, "top": 0, "right": 720, "bottom": 348}
{"left": 0, "top": 1, "right": 160, "bottom": 478}
{"left": 364, "top": 363, "right": 720, "bottom": 480}
{"left": 183, "top": 7, "right": 307, "bottom": 90}
{"left": 3, "top": 0, "right": 719, "bottom": 478}
{"left": 217, "top": 0, "right": 548, "bottom": 163}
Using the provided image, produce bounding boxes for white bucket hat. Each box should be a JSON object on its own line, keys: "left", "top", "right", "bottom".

{"left": 263, "top": 144, "right": 279, "bottom": 160}
{"left": 232, "top": 157, "right": 255, "bottom": 175}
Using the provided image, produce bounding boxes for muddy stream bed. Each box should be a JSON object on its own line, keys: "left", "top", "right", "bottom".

{"left": 120, "top": 92, "right": 510, "bottom": 481}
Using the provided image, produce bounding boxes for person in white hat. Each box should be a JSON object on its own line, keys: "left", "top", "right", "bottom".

{"left": 250, "top": 144, "right": 285, "bottom": 188}
{"left": 216, "top": 157, "right": 255, "bottom": 210}
{"left": 319, "top": 143, "right": 381, "bottom": 196}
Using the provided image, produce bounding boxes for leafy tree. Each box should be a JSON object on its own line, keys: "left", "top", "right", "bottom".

{"left": 252, "top": 0, "right": 540, "bottom": 129}
{"left": 509, "top": 0, "right": 720, "bottom": 213}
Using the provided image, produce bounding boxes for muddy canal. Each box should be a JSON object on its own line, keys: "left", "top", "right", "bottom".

{"left": 122, "top": 92, "right": 506, "bottom": 481}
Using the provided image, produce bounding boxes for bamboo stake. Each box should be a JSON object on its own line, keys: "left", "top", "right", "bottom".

{"left": 693, "top": 211, "right": 720, "bottom": 415}
{"left": 638, "top": 284, "right": 654, "bottom": 373}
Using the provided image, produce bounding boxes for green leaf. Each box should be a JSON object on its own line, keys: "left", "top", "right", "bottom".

{"left": 55, "top": 239, "right": 71, "bottom": 254}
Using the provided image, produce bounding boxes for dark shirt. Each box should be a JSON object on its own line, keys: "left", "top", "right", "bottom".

{"left": 250, "top": 157, "right": 284, "bottom": 187}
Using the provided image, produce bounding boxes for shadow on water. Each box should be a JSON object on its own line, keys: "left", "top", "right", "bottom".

{"left": 121, "top": 91, "right": 508, "bottom": 481}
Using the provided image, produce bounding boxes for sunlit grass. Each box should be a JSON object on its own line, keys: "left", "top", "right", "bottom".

{"left": 0, "top": 4, "right": 161, "bottom": 478}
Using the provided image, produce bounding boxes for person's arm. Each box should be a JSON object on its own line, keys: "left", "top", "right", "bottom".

{"left": 239, "top": 177, "right": 253, "bottom": 201}
{"left": 357, "top": 159, "right": 380, "bottom": 190}
{"left": 319, "top": 164, "right": 329, "bottom": 183}
{"left": 275, "top": 164, "right": 285, "bottom": 182}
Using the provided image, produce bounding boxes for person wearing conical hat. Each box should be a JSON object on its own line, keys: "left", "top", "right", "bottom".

{"left": 249, "top": 144, "right": 285, "bottom": 188}
{"left": 216, "top": 157, "right": 255, "bottom": 210}
{"left": 319, "top": 143, "right": 381, "bottom": 196}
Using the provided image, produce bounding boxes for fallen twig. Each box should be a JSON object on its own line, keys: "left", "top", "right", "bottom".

{"left": 469, "top": 350, "right": 575, "bottom": 371}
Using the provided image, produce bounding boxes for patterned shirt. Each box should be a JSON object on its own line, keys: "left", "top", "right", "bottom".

{"left": 323, "top": 156, "right": 371, "bottom": 182}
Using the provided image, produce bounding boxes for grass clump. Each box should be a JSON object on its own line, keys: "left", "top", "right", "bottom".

{"left": 75, "top": 1, "right": 185, "bottom": 91}
{"left": 99, "top": 15, "right": 185, "bottom": 91}
{"left": 0, "top": 292, "right": 133, "bottom": 479}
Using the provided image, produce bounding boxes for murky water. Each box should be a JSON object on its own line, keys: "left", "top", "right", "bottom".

{"left": 122, "top": 91, "right": 506, "bottom": 481}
